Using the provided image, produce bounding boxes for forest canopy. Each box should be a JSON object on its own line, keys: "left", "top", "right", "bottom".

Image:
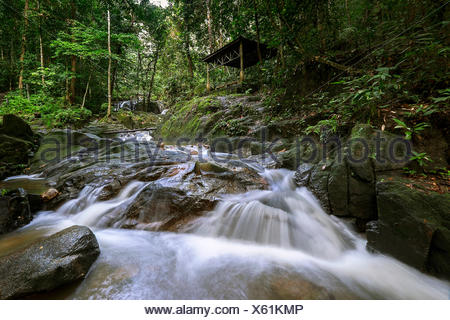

{"left": 0, "top": 0, "right": 448, "bottom": 127}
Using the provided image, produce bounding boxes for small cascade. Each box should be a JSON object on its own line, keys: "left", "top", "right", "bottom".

{"left": 190, "top": 169, "right": 356, "bottom": 259}
{"left": 2, "top": 160, "right": 449, "bottom": 299}
{"left": 45, "top": 181, "right": 148, "bottom": 229}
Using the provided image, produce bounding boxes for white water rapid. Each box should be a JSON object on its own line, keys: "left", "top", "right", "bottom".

{"left": 0, "top": 168, "right": 449, "bottom": 299}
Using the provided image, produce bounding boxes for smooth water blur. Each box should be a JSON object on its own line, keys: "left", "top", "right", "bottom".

{"left": 0, "top": 174, "right": 50, "bottom": 195}
{"left": 190, "top": 169, "right": 355, "bottom": 259}
{"left": 1, "top": 168, "right": 449, "bottom": 299}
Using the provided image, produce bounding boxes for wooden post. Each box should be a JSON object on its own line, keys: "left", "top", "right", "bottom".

{"left": 206, "top": 63, "right": 211, "bottom": 92}
{"left": 239, "top": 40, "right": 244, "bottom": 83}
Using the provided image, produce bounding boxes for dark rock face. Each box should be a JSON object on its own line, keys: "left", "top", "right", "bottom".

{"left": 0, "top": 114, "right": 35, "bottom": 142}
{"left": 367, "top": 177, "right": 450, "bottom": 279}
{"left": 293, "top": 123, "right": 449, "bottom": 278}
{"left": 0, "top": 189, "right": 33, "bottom": 235}
{"left": 0, "top": 114, "right": 39, "bottom": 180}
{"left": 0, "top": 134, "right": 35, "bottom": 165}
{"left": 295, "top": 156, "right": 377, "bottom": 228}
{"left": 0, "top": 225, "right": 100, "bottom": 299}
{"left": 294, "top": 124, "right": 413, "bottom": 229}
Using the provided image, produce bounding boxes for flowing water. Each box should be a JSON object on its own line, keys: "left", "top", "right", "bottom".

{"left": 0, "top": 135, "right": 449, "bottom": 299}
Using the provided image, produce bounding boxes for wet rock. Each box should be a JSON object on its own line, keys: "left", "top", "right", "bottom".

{"left": 41, "top": 188, "right": 60, "bottom": 201}
{"left": 27, "top": 193, "right": 44, "bottom": 214}
{"left": 348, "top": 175, "right": 376, "bottom": 221}
{"left": 0, "top": 188, "right": 32, "bottom": 235}
{"left": 327, "top": 160, "right": 348, "bottom": 216}
{"left": 0, "top": 225, "right": 100, "bottom": 299}
{"left": 295, "top": 163, "right": 314, "bottom": 186}
{"left": 121, "top": 159, "right": 266, "bottom": 231}
{"left": 124, "top": 183, "right": 217, "bottom": 231}
{"left": 30, "top": 130, "right": 101, "bottom": 171}
{"left": 279, "top": 147, "right": 301, "bottom": 170}
{"left": 308, "top": 162, "right": 332, "bottom": 212}
{"left": 0, "top": 134, "right": 35, "bottom": 165}
{"left": 269, "top": 275, "right": 335, "bottom": 299}
{"left": 367, "top": 176, "right": 450, "bottom": 279}
{"left": 194, "top": 161, "right": 229, "bottom": 175}
{"left": 147, "top": 100, "right": 162, "bottom": 114}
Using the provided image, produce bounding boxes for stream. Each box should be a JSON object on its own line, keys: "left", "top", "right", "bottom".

{"left": 0, "top": 128, "right": 449, "bottom": 299}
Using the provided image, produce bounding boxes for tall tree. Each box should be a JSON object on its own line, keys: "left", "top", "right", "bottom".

{"left": 107, "top": 8, "right": 112, "bottom": 117}
{"left": 206, "top": 0, "right": 214, "bottom": 53}
{"left": 69, "top": 0, "right": 77, "bottom": 104}
{"left": 37, "top": 0, "right": 45, "bottom": 86}
{"left": 18, "top": 0, "right": 29, "bottom": 91}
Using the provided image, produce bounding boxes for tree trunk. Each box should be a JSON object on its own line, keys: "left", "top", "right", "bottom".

{"left": 137, "top": 51, "right": 142, "bottom": 98}
{"left": 206, "top": 0, "right": 214, "bottom": 53}
{"left": 65, "top": 63, "right": 70, "bottom": 102}
{"left": 18, "top": 0, "right": 29, "bottom": 91}
{"left": 69, "top": 1, "right": 77, "bottom": 104}
{"left": 110, "top": 45, "right": 121, "bottom": 100}
{"left": 279, "top": 44, "right": 285, "bottom": 69}
{"left": 70, "top": 55, "right": 77, "bottom": 104}
{"left": 253, "top": 0, "right": 262, "bottom": 63}
{"left": 239, "top": 40, "right": 244, "bottom": 83}
{"left": 184, "top": 34, "right": 194, "bottom": 79}
{"left": 37, "top": 0, "right": 45, "bottom": 86}
{"left": 345, "top": 0, "right": 350, "bottom": 25}
{"left": 81, "top": 73, "right": 91, "bottom": 109}
{"left": 10, "top": 35, "right": 14, "bottom": 90}
{"left": 147, "top": 45, "right": 160, "bottom": 103}
{"left": 107, "top": 9, "right": 112, "bottom": 117}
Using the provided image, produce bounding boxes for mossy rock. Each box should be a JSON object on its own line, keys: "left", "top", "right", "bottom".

{"left": 367, "top": 175, "right": 450, "bottom": 279}
{"left": 0, "top": 134, "right": 35, "bottom": 164}
{"left": 0, "top": 114, "right": 35, "bottom": 142}
{"left": 194, "top": 161, "right": 229, "bottom": 175}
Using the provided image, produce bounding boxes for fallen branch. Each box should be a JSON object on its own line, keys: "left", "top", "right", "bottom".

{"left": 313, "top": 56, "right": 364, "bottom": 75}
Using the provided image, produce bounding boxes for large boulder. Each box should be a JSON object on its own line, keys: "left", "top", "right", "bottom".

{"left": 122, "top": 160, "right": 267, "bottom": 231}
{"left": 0, "top": 114, "right": 35, "bottom": 142}
{"left": 0, "top": 225, "right": 100, "bottom": 299}
{"left": 294, "top": 124, "right": 411, "bottom": 229}
{"left": 0, "top": 134, "right": 35, "bottom": 165}
{"left": 0, "top": 188, "right": 32, "bottom": 235}
{"left": 124, "top": 183, "right": 217, "bottom": 231}
{"left": 0, "top": 115, "right": 39, "bottom": 179}
{"left": 367, "top": 176, "right": 450, "bottom": 279}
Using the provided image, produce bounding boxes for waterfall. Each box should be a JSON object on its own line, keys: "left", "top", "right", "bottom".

{"left": 190, "top": 169, "right": 356, "bottom": 259}
{"left": 2, "top": 167, "right": 449, "bottom": 299}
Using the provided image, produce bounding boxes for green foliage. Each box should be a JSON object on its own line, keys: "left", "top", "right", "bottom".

{"left": 409, "top": 151, "right": 432, "bottom": 168}
{"left": 0, "top": 91, "right": 61, "bottom": 118}
{"left": 53, "top": 108, "right": 92, "bottom": 127}
{"left": 0, "top": 91, "right": 91, "bottom": 127}
{"left": 393, "top": 118, "right": 430, "bottom": 140}
{"left": 431, "top": 88, "right": 450, "bottom": 104}
{"left": 305, "top": 115, "right": 339, "bottom": 137}
{"left": 0, "top": 0, "right": 448, "bottom": 126}
{"left": 402, "top": 167, "right": 417, "bottom": 176}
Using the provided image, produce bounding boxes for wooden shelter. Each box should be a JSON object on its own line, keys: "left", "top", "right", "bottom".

{"left": 202, "top": 36, "right": 276, "bottom": 91}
